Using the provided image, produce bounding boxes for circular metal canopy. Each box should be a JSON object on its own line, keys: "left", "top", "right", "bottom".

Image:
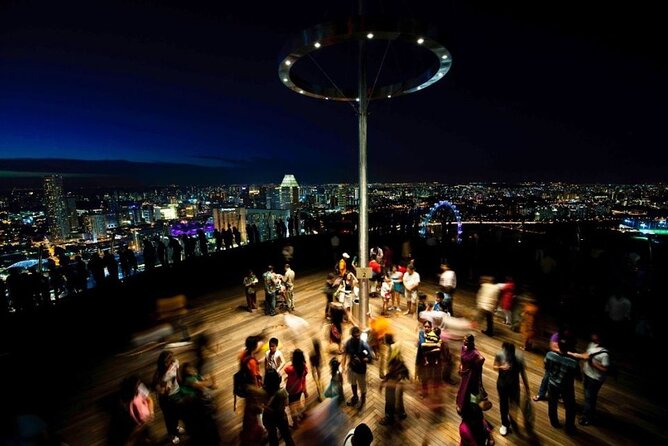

{"left": 278, "top": 16, "right": 452, "bottom": 102}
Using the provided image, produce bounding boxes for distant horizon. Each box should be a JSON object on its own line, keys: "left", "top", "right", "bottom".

{"left": 0, "top": 157, "right": 666, "bottom": 190}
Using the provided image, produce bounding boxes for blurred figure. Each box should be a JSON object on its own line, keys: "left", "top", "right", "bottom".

{"left": 459, "top": 402, "right": 495, "bottom": 446}
{"left": 117, "top": 374, "right": 155, "bottom": 445}
{"left": 180, "top": 362, "right": 219, "bottom": 446}
{"left": 284, "top": 349, "right": 309, "bottom": 428}
{"left": 493, "top": 342, "right": 530, "bottom": 437}
{"left": 519, "top": 292, "right": 539, "bottom": 351}
{"left": 152, "top": 351, "right": 185, "bottom": 445}
{"left": 379, "top": 333, "right": 409, "bottom": 425}
{"left": 342, "top": 326, "right": 374, "bottom": 409}
{"left": 239, "top": 336, "right": 266, "bottom": 445}
{"left": 476, "top": 276, "right": 500, "bottom": 336}
{"left": 324, "top": 357, "right": 344, "bottom": 403}
{"left": 309, "top": 338, "right": 323, "bottom": 401}
{"left": 498, "top": 276, "right": 516, "bottom": 325}
{"left": 439, "top": 262, "right": 457, "bottom": 316}
{"left": 604, "top": 291, "right": 632, "bottom": 348}
{"left": 262, "top": 368, "right": 294, "bottom": 446}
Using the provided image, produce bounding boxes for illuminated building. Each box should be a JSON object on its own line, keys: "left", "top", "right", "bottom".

{"left": 43, "top": 175, "right": 70, "bottom": 242}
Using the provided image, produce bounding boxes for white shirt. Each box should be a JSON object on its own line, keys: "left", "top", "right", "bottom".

{"left": 439, "top": 269, "right": 457, "bottom": 289}
{"left": 403, "top": 271, "right": 420, "bottom": 291}
{"left": 284, "top": 268, "right": 295, "bottom": 287}
{"left": 265, "top": 349, "right": 285, "bottom": 374}
{"left": 582, "top": 342, "right": 610, "bottom": 382}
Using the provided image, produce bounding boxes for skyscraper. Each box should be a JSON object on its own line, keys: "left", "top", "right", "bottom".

{"left": 43, "top": 175, "right": 70, "bottom": 242}
{"left": 279, "top": 174, "right": 300, "bottom": 210}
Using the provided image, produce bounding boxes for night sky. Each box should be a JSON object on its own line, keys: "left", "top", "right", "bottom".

{"left": 0, "top": 0, "right": 665, "bottom": 186}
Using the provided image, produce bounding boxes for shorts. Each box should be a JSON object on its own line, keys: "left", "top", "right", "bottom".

{"left": 393, "top": 283, "right": 404, "bottom": 293}
{"left": 347, "top": 369, "right": 367, "bottom": 393}
{"left": 405, "top": 289, "right": 418, "bottom": 304}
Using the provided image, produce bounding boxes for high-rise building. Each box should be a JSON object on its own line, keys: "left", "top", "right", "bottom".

{"left": 43, "top": 175, "right": 70, "bottom": 242}
{"left": 85, "top": 213, "right": 107, "bottom": 242}
{"left": 279, "top": 174, "right": 300, "bottom": 210}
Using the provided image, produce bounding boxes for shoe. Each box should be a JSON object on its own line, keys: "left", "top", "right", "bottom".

{"left": 579, "top": 418, "right": 593, "bottom": 426}
{"left": 398, "top": 412, "right": 408, "bottom": 420}
{"left": 171, "top": 436, "right": 181, "bottom": 445}
{"left": 532, "top": 395, "right": 545, "bottom": 402}
{"left": 347, "top": 396, "right": 359, "bottom": 407}
{"left": 550, "top": 421, "right": 562, "bottom": 429}
{"left": 379, "top": 417, "right": 393, "bottom": 426}
{"left": 176, "top": 426, "right": 185, "bottom": 435}
{"left": 499, "top": 425, "right": 508, "bottom": 436}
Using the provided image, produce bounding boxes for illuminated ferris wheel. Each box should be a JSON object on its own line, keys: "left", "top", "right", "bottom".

{"left": 419, "top": 200, "right": 463, "bottom": 244}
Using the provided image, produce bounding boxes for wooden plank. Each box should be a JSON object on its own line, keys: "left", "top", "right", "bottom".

{"left": 53, "top": 268, "right": 667, "bottom": 446}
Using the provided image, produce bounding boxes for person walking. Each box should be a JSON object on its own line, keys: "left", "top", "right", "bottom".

{"left": 341, "top": 326, "right": 374, "bottom": 409}
{"left": 379, "top": 333, "right": 409, "bottom": 425}
{"left": 493, "top": 342, "right": 530, "bottom": 437}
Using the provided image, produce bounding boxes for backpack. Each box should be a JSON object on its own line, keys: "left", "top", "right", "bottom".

{"left": 589, "top": 349, "right": 618, "bottom": 379}
{"left": 128, "top": 393, "right": 152, "bottom": 425}
{"left": 233, "top": 356, "right": 253, "bottom": 410}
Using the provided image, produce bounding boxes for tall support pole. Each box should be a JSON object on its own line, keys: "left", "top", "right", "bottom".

{"left": 357, "top": 20, "right": 369, "bottom": 330}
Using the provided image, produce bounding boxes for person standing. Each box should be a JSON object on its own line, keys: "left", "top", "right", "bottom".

{"left": 244, "top": 270, "right": 259, "bottom": 312}
{"left": 439, "top": 263, "right": 457, "bottom": 316}
{"left": 152, "top": 351, "right": 185, "bottom": 445}
{"left": 341, "top": 326, "right": 374, "bottom": 409}
{"left": 544, "top": 338, "right": 579, "bottom": 435}
{"left": 265, "top": 337, "right": 286, "bottom": 376}
{"left": 402, "top": 264, "right": 420, "bottom": 316}
{"left": 570, "top": 331, "right": 610, "bottom": 426}
{"left": 263, "top": 265, "right": 278, "bottom": 316}
{"left": 283, "top": 264, "right": 296, "bottom": 311}
{"left": 493, "top": 342, "right": 530, "bottom": 437}
{"left": 456, "top": 334, "right": 485, "bottom": 415}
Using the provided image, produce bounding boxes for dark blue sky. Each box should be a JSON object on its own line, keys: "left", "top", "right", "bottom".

{"left": 0, "top": 1, "right": 665, "bottom": 186}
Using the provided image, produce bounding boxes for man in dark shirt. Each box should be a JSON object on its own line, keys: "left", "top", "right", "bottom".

{"left": 544, "top": 338, "right": 579, "bottom": 434}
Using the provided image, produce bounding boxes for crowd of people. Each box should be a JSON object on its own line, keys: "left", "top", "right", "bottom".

{"left": 100, "top": 243, "right": 628, "bottom": 446}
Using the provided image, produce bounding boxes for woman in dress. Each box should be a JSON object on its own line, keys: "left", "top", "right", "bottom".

{"left": 456, "top": 334, "right": 486, "bottom": 415}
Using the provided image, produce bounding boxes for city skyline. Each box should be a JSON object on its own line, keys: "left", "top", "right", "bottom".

{"left": 0, "top": 1, "right": 666, "bottom": 186}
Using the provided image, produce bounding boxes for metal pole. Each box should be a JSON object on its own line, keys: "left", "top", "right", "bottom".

{"left": 357, "top": 11, "right": 369, "bottom": 329}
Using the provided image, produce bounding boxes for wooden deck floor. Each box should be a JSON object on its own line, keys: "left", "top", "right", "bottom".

{"left": 52, "top": 268, "right": 665, "bottom": 446}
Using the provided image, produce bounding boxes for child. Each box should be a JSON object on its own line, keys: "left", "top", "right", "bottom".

{"left": 265, "top": 337, "right": 286, "bottom": 376}
{"left": 325, "top": 357, "right": 345, "bottom": 404}
{"left": 417, "top": 293, "right": 428, "bottom": 321}
{"left": 380, "top": 274, "right": 393, "bottom": 315}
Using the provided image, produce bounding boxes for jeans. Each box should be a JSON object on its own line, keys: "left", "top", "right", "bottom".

{"left": 265, "top": 291, "right": 276, "bottom": 315}
{"left": 582, "top": 375, "right": 603, "bottom": 421}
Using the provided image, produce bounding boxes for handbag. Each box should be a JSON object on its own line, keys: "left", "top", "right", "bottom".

{"left": 471, "top": 381, "right": 492, "bottom": 411}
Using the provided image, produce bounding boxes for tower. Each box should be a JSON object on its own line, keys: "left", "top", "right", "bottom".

{"left": 279, "top": 174, "right": 300, "bottom": 210}
{"left": 43, "top": 175, "right": 70, "bottom": 242}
